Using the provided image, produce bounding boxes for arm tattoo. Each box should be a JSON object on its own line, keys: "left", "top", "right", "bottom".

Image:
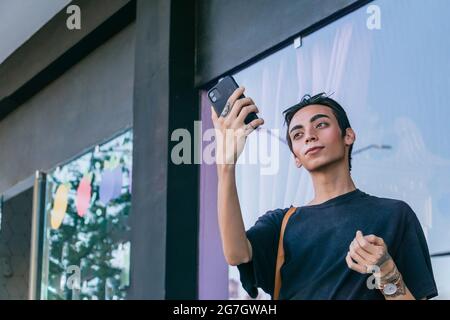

{"left": 380, "top": 265, "right": 407, "bottom": 298}
{"left": 380, "top": 264, "right": 398, "bottom": 283}
{"left": 376, "top": 251, "right": 392, "bottom": 267}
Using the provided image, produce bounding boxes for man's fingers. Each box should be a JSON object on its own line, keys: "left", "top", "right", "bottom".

{"left": 348, "top": 246, "right": 367, "bottom": 266}
{"left": 229, "top": 97, "right": 255, "bottom": 120}
{"left": 355, "top": 231, "right": 378, "bottom": 255}
{"left": 243, "top": 117, "right": 264, "bottom": 136}
{"left": 350, "top": 239, "right": 373, "bottom": 264}
{"left": 248, "top": 118, "right": 264, "bottom": 130}
{"left": 365, "top": 234, "right": 384, "bottom": 246}
{"left": 345, "top": 252, "right": 366, "bottom": 274}
{"left": 237, "top": 104, "right": 259, "bottom": 122}
{"left": 228, "top": 87, "right": 245, "bottom": 104}
{"left": 243, "top": 117, "right": 264, "bottom": 137}
{"left": 223, "top": 87, "right": 246, "bottom": 118}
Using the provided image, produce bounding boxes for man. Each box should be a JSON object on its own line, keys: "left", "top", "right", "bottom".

{"left": 211, "top": 87, "right": 438, "bottom": 300}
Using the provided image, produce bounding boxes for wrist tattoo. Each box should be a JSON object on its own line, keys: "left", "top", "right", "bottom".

{"left": 381, "top": 267, "right": 399, "bottom": 284}
{"left": 376, "top": 251, "right": 392, "bottom": 267}
{"left": 378, "top": 265, "right": 407, "bottom": 298}
{"left": 380, "top": 264, "right": 397, "bottom": 280}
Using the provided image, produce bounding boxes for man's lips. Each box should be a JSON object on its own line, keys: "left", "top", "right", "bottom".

{"left": 305, "top": 146, "right": 324, "bottom": 155}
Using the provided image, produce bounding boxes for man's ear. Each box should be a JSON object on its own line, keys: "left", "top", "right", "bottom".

{"left": 344, "top": 128, "right": 356, "bottom": 146}
{"left": 294, "top": 156, "right": 303, "bottom": 168}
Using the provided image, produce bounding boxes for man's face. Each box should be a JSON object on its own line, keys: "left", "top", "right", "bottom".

{"left": 288, "top": 104, "right": 355, "bottom": 172}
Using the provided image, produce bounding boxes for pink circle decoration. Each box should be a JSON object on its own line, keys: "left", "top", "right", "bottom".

{"left": 76, "top": 174, "right": 92, "bottom": 217}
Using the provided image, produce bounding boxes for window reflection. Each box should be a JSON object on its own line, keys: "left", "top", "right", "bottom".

{"left": 40, "top": 130, "right": 132, "bottom": 300}
{"left": 204, "top": 0, "right": 450, "bottom": 300}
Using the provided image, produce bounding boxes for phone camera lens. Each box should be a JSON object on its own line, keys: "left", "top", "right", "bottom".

{"left": 209, "top": 88, "right": 221, "bottom": 102}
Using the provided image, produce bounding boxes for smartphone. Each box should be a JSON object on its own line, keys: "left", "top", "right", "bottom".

{"left": 207, "top": 75, "right": 259, "bottom": 125}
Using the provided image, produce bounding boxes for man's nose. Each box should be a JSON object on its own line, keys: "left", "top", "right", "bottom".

{"left": 305, "top": 131, "right": 317, "bottom": 144}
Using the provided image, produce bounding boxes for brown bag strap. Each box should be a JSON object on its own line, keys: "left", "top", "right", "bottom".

{"left": 273, "top": 206, "right": 297, "bottom": 300}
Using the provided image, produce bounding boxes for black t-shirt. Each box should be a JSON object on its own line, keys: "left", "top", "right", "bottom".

{"left": 237, "top": 189, "right": 438, "bottom": 300}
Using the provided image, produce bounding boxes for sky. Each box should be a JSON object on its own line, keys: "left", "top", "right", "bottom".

{"left": 0, "top": 0, "right": 70, "bottom": 64}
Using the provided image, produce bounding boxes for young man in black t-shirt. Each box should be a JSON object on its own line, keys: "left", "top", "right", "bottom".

{"left": 211, "top": 88, "right": 438, "bottom": 300}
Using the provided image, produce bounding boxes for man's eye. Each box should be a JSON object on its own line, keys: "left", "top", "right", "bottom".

{"left": 293, "top": 132, "right": 303, "bottom": 140}
{"left": 316, "top": 122, "right": 328, "bottom": 128}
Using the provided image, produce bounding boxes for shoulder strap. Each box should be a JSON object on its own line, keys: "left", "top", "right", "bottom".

{"left": 273, "top": 206, "right": 297, "bottom": 300}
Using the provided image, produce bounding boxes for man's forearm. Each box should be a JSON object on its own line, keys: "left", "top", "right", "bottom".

{"left": 378, "top": 260, "right": 416, "bottom": 300}
{"left": 382, "top": 280, "right": 415, "bottom": 300}
{"left": 217, "top": 165, "right": 251, "bottom": 266}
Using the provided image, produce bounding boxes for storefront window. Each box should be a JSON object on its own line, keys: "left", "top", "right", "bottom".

{"left": 40, "top": 129, "right": 133, "bottom": 300}
{"left": 200, "top": 0, "right": 450, "bottom": 300}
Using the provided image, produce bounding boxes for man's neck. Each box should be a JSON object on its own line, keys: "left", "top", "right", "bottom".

{"left": 308, "top": 162, "right": 356, "bottom": 205}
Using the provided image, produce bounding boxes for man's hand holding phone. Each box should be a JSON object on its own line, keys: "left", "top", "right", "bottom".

{"left": 211, "top": 87, "right": 264, "bottom": 170}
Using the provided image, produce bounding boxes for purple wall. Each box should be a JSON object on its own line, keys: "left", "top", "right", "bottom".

{"left": 198, "top": 91, "right": 228, "bottom": 299}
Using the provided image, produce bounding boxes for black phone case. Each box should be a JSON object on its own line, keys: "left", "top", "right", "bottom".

{"left": 207, "top": 76, "right": 258, "bottom": 125}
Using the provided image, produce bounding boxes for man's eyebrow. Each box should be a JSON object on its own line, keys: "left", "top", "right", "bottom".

{"left": 289, "top": 114, "right": 331, "bottom": 134}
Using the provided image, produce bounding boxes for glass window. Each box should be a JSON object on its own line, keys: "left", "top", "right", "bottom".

{"left": 40, "top": 129, "right": 133, "bottom": 300}
{"left": 200, "top": 0, "right": 450, "bottom": 299}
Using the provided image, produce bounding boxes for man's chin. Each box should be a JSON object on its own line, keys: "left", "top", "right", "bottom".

{"left": 303, "top": 158, "right": 340, "bottom": 173}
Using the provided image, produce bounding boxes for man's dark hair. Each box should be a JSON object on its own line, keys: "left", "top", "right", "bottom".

{"left": 283, "top": 93, "right": 353, "bottom": 172}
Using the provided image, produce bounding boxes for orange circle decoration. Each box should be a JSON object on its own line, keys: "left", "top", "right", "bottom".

{"left": 51, "top": 184, "right": 69, "bottom": 229}
{"left": 76, "top": 174, "right": 92, "bottom": 217}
